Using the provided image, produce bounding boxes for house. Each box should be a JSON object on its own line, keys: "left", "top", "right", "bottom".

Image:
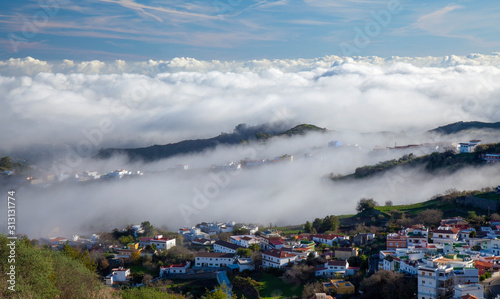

{"left": 322, "top": 279, "right": 355, "bottom": 295}
{"left": 159, "top": 261, "right": 191, "bottom": 276}
{"left": 106, "top": 267, "right": 131, "bottom": 285}
{"left": 458, "top": 140, "right": 480, "bottom": 153}
{"left": 315, "top": 260, "right": 349, "bottom": 277}
{"left": 192, "top": 238, "right": 214, "bottom": 246}
{"left": 117, "top": 243, "right": 142, "bottom": 261}
{"left": 268, "top": 238, "right": 285, "bottom": 249}
{"left": 353, "top": 233, "right": 375, "bottom": 246}
{"left": 139, "top": 235, "right": 176, "bottom": 250}
{"left": 214, "top": 240, "right": 243, "bottom": 253}
{"left": 261, "top": 249, "right": 297, "bottom": 269}
{"left": 431, "top": 227, "right": 459, "bottom": 244}
{"left": 441, "top": 217, "right": 469, "bottom": 230}
{"left": 237, "top": 258, "right": 255, "bottom": 271}
{"left": 194, "top": 252, "right": 237, "bottom": 268}
{"left": 335, "top": 247, "right": 359, "bottom": 260}
{"left": 481, "top": 153, "right": 500, "bottom": 164}
{"left": 453, "top": 284, "right": 484, "bottom": 299}
{"left": 386, "top": 233, "right": 407, "bottom": 249}
{"left": 418, "top": 257, "right": 479, "bottom": 299}
{"left": 230, "top": 235, "right": 260, "bottom": 248}
{"left": 312, "top": 234, "right": 349, "bottom": 247}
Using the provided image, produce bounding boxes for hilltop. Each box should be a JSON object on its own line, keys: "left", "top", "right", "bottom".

{"left": 429, "top": 121, "right": 500, "bottom": 135}
{"left": 96, "top": 123, "right": 327, "bottom": 162}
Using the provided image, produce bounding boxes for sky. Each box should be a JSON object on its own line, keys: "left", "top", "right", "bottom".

{"left": 1, "top": 0, "right": 500, "bottom": 60}
{"left": 1, "top": 1, "right": 500, "bottom": 237}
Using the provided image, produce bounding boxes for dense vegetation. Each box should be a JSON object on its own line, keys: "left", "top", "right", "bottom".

{"left": 0, "top": 235, "right": 111, "bottom": 299}
{"left": 333, "top": 142, "right": 500, "bottom": 181}
{"left": 0, "top": 156, "right": 29, "bottom": 173}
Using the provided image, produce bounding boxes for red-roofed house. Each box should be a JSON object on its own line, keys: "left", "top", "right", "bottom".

{"left": 474, "top": 260, "right": 494, "bottom": 276}
{"left": 106, "top": 267, "right": 131, "bottom": 285}
{"left": 269, "top": 238, "right": 285, "bottom": 249}
{"left": 440, "top": 217, "right": 469, "bottom": 230}
{"left": 261, "top": 249, "right": 297, "bottom": 268}
{"left": 159, "top": 261, "right": 191, "bottom": 276}
{"left": 139, "top": 235, "right": 176, "bottom": 250}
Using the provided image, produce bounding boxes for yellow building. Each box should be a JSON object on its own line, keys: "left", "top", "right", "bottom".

{"left": 117, "top": 242, "right": 142, "bottom": 260}
{"left": 335, "top": 247, "right": 359, "bottom": 260}
{"left": 322, "top": 279, "right": 355, "bottom": 295}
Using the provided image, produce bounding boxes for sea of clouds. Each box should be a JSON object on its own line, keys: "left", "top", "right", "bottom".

{"left": 1, "top": 54, "right": 500, "bottom": 237}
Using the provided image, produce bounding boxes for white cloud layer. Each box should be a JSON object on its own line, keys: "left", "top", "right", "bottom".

{"left": 1, "top": 54, "right": 500, "bottom": 153}
{"left": 1, "top": 54, "right": 500, "bottom": 237}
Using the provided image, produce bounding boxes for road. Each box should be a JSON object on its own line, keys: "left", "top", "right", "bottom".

{"left": 482, "top": 276, "right": 500, "bottom": 298}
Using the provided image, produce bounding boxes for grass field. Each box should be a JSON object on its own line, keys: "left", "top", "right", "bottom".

{"left": 374, "top": 199, "right": 455, "bottom": 216}
{"left": 129, "top": 265, "right": 156, "bottom": 276}
{"left": 249, "top": 272, "right": 303, "bottom": 299}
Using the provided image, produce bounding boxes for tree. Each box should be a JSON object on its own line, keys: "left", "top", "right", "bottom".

{"left": 304, "top": 221, "right": 312, "bottom": 233}
{"left": 119, "top": 235, "right": 134, "bottom": 245}
{"left": 312, "top": 218, "right": 323, "bottom": 233}
{"left": 141, "top": 221, "right": 155, "bottom": 237}
{"left": 283, "top": 264, "right": 314, "bottom": 285}
{"left": 468, "top": 211, "right": 477, "bottom": 220}
{"left": 0, "top": 156, "right": 13, "bottom": 170}
{"left": 321, "top": 215, "right": 339, "bottom": 233}
{"left": 416, "top": 209, "right": 443, "bottom": 227}
{"left": 356, "top": 198, "right": 378, "bottom": 213}
{"left": 201, "top": 283, "right": 236, "bottom": 299}
{"left": 249, "top": 243, "right": 261, "bottom": 252}
{"left": 237, "top": 248, "right": 252, "bottom": 258}
{"left": 233, "top": 226, "right": 249, "bottom": 235}
{"left": 385, "top": 200, "right": 393, "bottom": 206}
{"left": 301, "top": 282, "right": 323, "bottom": 299}
{"left": 360, "top": 270, "right": 417, "bottom": 299}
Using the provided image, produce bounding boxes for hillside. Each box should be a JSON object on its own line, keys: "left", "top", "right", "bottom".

{"left": 96, "top": 123, "right": 326, "bottom": 162}
{"left": 277, "top": 124, "right": 327, "bottom": 136}
{"left": 333, "top": 142, "right": 500, "bottom": 181}
{"left": 429, "top": 121, "right": 500, "bottom": 135}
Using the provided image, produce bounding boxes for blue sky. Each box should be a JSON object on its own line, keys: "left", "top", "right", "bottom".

{"left": 1, "top": 0, "right": 500, "bottom": 61}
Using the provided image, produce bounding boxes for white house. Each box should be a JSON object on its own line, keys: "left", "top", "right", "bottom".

{"left": 237, "top": 258, "right": 255, "bottom": 271}
{"left": 453, "top": 284, "right": 484, "bottom": 299}
{"left": 194, "top": 252, "right": 237, "bottom": 268}
{"left": 431, "top": 227, "right": 459, "bottom": 245}
{"left": 261, "top": 249, "right": 297, "bottom": 269}
{"left": 458, "top": 140, "right": 480, "bottom": 153}
{"left": 214, "top": 240, "right": 243, "bottom": 253}
{"left": 139, "top": 235, "right": 176, "bottom": 250}
{"left": 230, "top": 235, "right": 260, "bottom": 248}
{"left": 315, "top": 260, "right": 349, "bottom": 277}
{"left": 159, "top": 262, "right": 191, "bottom": 276}
{"left": 106, "top": 267, "right": 131, "bottom": 285}
{"left": 311, "top": 234, "right": 349, "bottom": 247}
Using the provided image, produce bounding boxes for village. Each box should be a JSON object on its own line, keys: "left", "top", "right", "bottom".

{"left": 38, "top": 199, "right": 500, "bottom": 299}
